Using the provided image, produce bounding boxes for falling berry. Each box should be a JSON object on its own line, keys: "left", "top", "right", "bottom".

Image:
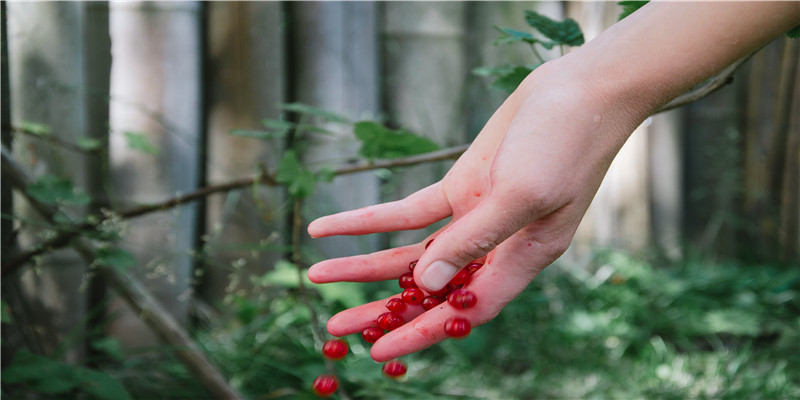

{"left": 382, "top": 359, "right": 408, "bottom": 379}
{"left": 362, "top": 326, "right": 385, "bottom": 343}
{"left": 321, "top": 338, "right": 348, "bottom": 361}
{"left": 421, "top": 295, "right": 443, "bottom": 310}
{"left": 386, "top": 298, "right": 407, "bottom": 313}
{"left": 377, "top": 312, "right": 404, "bottom": 331}
{"left": 312, "top": 374, "right": 339, "bottom": 397}
{"left": 447, "top": 289, "right": 477, "bottom": 310}
{"left": 444, "top": 317, "right": 472, "bottom": 338}
{"left": 401, "top": 288, "right": 425, "bottom": 305}
{"left": 398, "top": 272, "right": 417, "bottom": 289}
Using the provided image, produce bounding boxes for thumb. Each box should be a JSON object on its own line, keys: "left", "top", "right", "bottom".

{"left": 414, "top": 196, "right": 531, "bottom": 292}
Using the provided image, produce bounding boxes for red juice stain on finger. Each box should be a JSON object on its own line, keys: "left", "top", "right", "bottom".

{"left": 527, "top": 242, "right": 532, "bottom": 246}
{"left": 473, "top": 191, "right": 482, "bottom": 197}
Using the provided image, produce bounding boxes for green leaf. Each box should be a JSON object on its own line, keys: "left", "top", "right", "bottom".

{"left": 353, "top": 121, "right": 439, "bottom": 160}
{"left": 257, "top": 260, "right": 308, "bottom": 288}
{"left": 95, "top": 247, "right": 136, "bottom": 271}
{"left": 618, "top": 1, "right": 649, "bottom": 20}
{"left": 275, "top": 151, "right": 316, "bottom": 199}
{"left": 279, "top": 103, "right": 350, "bottom": 124}
{"left": 90, "top": 337, "right": 125, "bottom": 361}
{"left": 19, "top": 121, "right": 52, "bottom": 136}
{"left": 524, "top": 10, "right": 585, "bottom": 46}
{"left": 26, "top": 174, "right": 90, "bottom": 206}
{"left": 490, "top": 66, "right": 534, "bottom": 93}
{"left": 76, "top": 368, "right": 133, "bottom": 400}
{"left": 493, "top": 26, "right": 536, "bottom": 46}
{"left": 316, "top": 167, "right": 336, "bottom": 183}
{"left": 787, "top": 25, "right": 800, "bottom": 39}
{"left": 76, "top": 137, "right": 102, "bottom": 151}
{"left": 124, "top": 131, "right": 160, "bottom": 155}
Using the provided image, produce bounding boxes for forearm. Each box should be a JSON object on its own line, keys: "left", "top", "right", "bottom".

{"left": 552, "top": 1, "right": 800, "bottom": 126}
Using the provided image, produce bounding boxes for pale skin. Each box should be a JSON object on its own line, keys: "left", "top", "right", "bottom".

{"left": 307, "top": 2, "right": 800, "bottom": 362}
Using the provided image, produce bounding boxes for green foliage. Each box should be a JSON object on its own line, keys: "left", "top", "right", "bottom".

{"left": 476, "top": 10, "right": 585, "bottom": 93}
{"left": 524, "top": 10, "right": 585, "bottom": 47}
{"left": 123, "top": 131, "right": 160, "bottom": 155}
{"left": 788, "top": 25, "right": 800, "bottom": 39}
{"left": 275, "top": 150, "right": 318, "bottom": 199}
{"left": 26, "top": 174, "right": 90, "bottom": 206}
{"left": 94, "top": 246, "right": 136, "bottom": 272}
{"left": 76, "top": 137, "right": 103, "bottom": 151}
{"left": 2, "top": 350, "right": 132, "bottom": 400}
{"left": 618, "top": 1, "right": 649, "bottom": 20}
{"left": 19, "top": 121, "right": 52, "bottom": 136}
{"left": 353, "top": 121, "right": 439, "bottom": 160}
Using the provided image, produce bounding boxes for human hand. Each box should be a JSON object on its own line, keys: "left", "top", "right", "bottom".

{"left": 306, "top": 58, "right": 649, "bottom": 362}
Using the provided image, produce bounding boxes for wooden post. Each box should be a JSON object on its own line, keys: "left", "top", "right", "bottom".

{"left": 201, "top": 1, "right": 288, "bottom": 302}
{"left": 107, "top": 1, "right": 202, "bottom": 347}
{"left": 381, "top": 1, "right": 467, "bottom": 246}
{"left": 6, "top": 1, "right": 91, "bottom": 362}
{"left": 289, "top": 1, "right": 382, "bottom": 259}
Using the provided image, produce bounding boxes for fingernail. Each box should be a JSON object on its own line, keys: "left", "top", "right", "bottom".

{"left": 421, "top": 260, "right": 459, "bottom": 291}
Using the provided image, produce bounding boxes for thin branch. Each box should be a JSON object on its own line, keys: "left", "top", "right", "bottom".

{"left": 3, "top": 123, "right": 100, "bottom": 154}
{"left": 655, "top": 52, "right": 754, "bottom": 114}
{"left": 2, "top": 144, "right": 467, "bottom": 276}
{"left": 0, "top": 145, "right": 243, "bottom": 400}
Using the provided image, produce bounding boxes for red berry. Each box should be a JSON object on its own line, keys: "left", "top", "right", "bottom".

{"left": 362, "top": 326, "right": 385, "bottom": 343}
{"left": 386, "top": 298, "right": 407, "bottom": 313}
{"left": 447, "top": 289, "right": 477, "bottom": 310}
{"left": 425, "top": 239, "right": 434, "bottom": 249}
{"left": 444, "top": 317, "right": 471, "bottom": 338}
{"left": 312, "top": 374, "right": 339, "bottom": 397}
{"left": 445, "top": 269, "right": 472, "bottom": 291}
{"left": 321, "top": 338, "right": 349, "bottom": 361}
{"left": 421, "top": 295, "right": 443, "bottom": 310}
{"left": 401, "top": 288, "right": 425, "bottom": 305}
{"left": 409, "top": 260, "right": 418, "bottom": 271}
{"left": 465, "top": 262, "right": 483, "bottom": 274}
{"left": 398, "top": 272, "right": 417, "bottom": 289}
{"left": 382, "top": 359, "right": 408, "bottom": 379}
{"left": 377, "top": 312, "right": 404, "bottom": 331}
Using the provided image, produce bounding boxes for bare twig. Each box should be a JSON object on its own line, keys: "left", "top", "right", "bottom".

{"left": 1, "top": 145, "right": 243, "bottom": 400}
{"left": 2, "top": 144, "right": 467, "bottom": 276}
{"left": 655, "top": 53, "right": 754, "bottom": 114}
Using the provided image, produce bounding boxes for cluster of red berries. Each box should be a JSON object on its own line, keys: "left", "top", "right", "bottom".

{"left": 312, "top": 239, "right": 482, "bottom": 397}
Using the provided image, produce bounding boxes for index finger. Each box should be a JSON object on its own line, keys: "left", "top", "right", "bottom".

{"left": 308, "top": 182, "right": 451, "bottom": 237}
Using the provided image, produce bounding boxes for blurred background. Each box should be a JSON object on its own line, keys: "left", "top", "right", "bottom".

{"left": 2, "top": 1, "right": 798, "bottom": 399}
